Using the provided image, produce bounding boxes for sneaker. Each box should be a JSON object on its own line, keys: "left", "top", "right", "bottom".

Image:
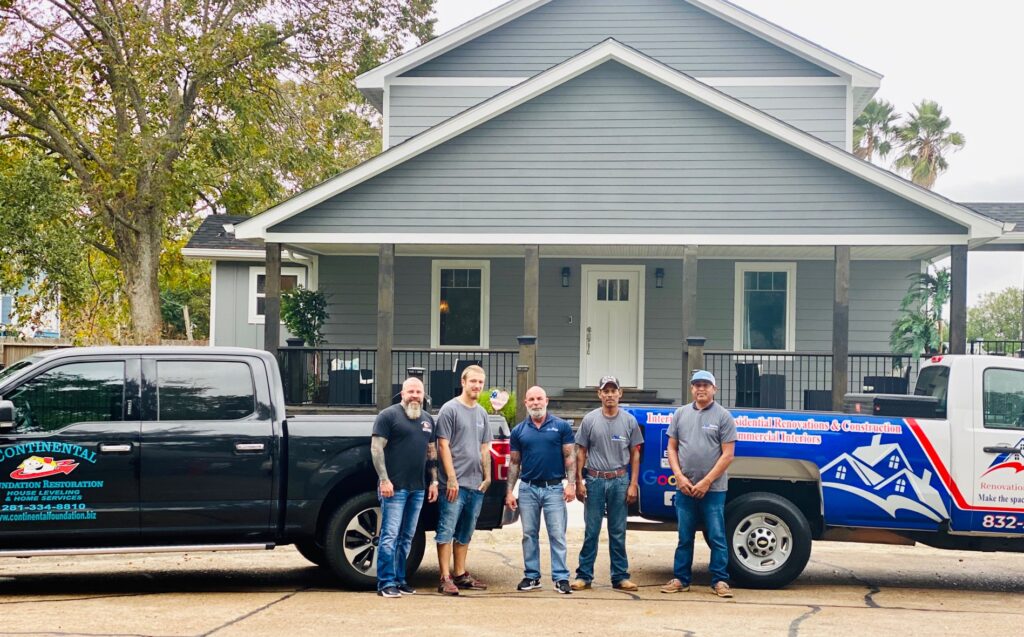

{"left": 712, "top": 582, "right": 734, "bottom": 598}
{"left": 378, "top": 586, "right": 402, "bottom": 598}
{"left": 660, "top": 578, "right": 689, "bottom": 594}
{"left": 517, "top": 577, "right": 542, "bottom": 592}
{"left": 569, "top": 579, "right": 591, "bottom": 591}
{"left": 554, "top": 580, "right": 572, "bottom": 595}
{"left": 453, "top": 571, "right": 488, "bottom": 590}
{"left": 613, "top": 579, "right": 639, "bottom": 591}
{"left": 437, "top": 576, "right": 459, "bottom": 596}
{"left": 397, "top": 583, "right": 416, "bottom": 595}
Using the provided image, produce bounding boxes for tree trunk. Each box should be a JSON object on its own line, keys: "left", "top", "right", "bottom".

{"left": 112, "top": 213, "right": 163, "bottom": 343}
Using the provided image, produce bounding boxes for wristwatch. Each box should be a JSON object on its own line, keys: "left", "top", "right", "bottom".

{"left": 430, "top": 480, "right": 439, "bottom": 486}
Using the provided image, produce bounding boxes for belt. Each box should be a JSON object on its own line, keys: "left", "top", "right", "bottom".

{"left": 524, "top": 478, "right": 564, "bottom": 487}
{"left": 586, "top": 467, "right": 627, "bottom": 479}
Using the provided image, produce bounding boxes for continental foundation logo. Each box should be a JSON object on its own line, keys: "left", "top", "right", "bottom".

{"left": 10, "top": 456, "right": 79, "bottom": 480}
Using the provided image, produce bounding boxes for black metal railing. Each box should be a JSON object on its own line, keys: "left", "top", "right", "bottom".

{"left": 968, "top": 340, "right": 1024, "bottom": 357}
{"left": 279, "top": 346, "right": 518, "bottom": 407}
{"left": 702, "top": 351, "right": 919, "bottom": 411}
{"left": 279, "top": 347, "right": 377, "bottom": 406}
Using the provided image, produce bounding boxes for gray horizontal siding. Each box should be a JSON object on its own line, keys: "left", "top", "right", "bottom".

{"left": 390, "top": 83, "right": 847, "bottom": 148}
{"left": 389, "top": 85, "right": 508, "bottom": 146}
{"left": 213, "top": 261, "right": 304, "bottom": 349}
{"left": 405, "top": 0, "right": 834, "bottom": 78}
{"left": 275, "top": 62, "right": 964, "bottom": 237}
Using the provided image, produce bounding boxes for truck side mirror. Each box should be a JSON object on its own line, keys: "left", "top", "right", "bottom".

{"left": 0, "top": 399, "right": 14, "bottom": 431}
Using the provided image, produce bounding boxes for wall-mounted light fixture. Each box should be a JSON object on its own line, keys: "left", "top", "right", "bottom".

{"left": 561, "top": 266, "right": 571, "bottom": 288}
{"left": 655, "top": 267, "right": 665, "bottom": 289}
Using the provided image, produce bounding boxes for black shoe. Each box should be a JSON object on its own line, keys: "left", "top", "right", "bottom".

{"left": 397, "top": 583, "right": 416, "bottom": 595}
{"left": 554, "top": 580, "right": 572, "bottom": 595}
{"left": 378, "top": 586, "right": 401, "bottom": 598}
{"left": 517, "top": 577, "right": 542, "bottom": 592}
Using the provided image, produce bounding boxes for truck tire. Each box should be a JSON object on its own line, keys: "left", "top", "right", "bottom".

{"left": 294, "top": 540, "right": 328, "bottom": 568}
{"left": 725, "top": 492, "right": 812, "bottom": 589}
{"left": 322, "top": 493, "right": 428, "bottom": 589}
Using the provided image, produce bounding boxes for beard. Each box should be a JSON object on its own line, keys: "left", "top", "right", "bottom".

{"left": 403, "top": 401, "right": 422, "bottom": 419}
{"left": 527, "top": 406, "right": 546, "bottom": 420}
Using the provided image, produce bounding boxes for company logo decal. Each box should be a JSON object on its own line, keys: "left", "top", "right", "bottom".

{"left": 10, "top": 456, "right": 79, "bottom": 480}
{"left": 981, "top": 438, "right": 1024, "bottom": 477}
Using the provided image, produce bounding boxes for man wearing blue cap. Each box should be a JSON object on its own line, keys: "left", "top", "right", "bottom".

{"left": 661, "top": 370, "right": 737, "bottom": 598}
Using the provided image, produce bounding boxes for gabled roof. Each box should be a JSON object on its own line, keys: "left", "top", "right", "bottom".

{"left": 236, "top": 39, "right": 1003, "bottom": 243}
{"left": 962, "top": 203, "right": 1024, "bottom": 246}
{"left": 182, "top": 214, "right": 265, "bottom": 260}
{"left": 355, "top": 0, "right": 882, "bottom": 105}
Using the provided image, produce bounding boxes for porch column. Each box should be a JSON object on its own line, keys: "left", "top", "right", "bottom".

{"left": 376, "top": 244, "right": 395, "bottom": 411}
{"left": 263, "top": 242, "right": 281, "bottom": 354}
{"left": 831, "top": 246, "right": 850, "bottom": 410}
{"left": 949, "top": 244, "right": 968, "bottom": 355}
{"left": 681, "top": 246, "right": 698, "bottom": 401}
{"left": 521, "top": 245, "right": 540, "bottom": 390}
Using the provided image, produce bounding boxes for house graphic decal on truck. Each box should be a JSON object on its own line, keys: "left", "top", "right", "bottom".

{"left": 982, "top": 438, "right": 1024, "bottom": 477}
{"left": 820, "top": 434, "right": 948, "bottom": 522}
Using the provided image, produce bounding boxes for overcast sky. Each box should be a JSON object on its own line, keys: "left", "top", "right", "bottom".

{"left": 432, "top": 0, "right": 1024, "bottom": 305}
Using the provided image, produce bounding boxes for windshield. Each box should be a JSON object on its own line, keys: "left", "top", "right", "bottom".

{"left": 0, "top": 357, "right": 40, "bottom": 386}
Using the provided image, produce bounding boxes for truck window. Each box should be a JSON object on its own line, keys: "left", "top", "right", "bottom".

{"left": 156, "top": 361, "right": 255, "bottom": 421}
{"left": 982, "top": 368, "right": 1024, "bottom": 430}
{"left": 5, "top": 361, "right": 125, "bottom": 433}
{"left": 913, "top": 365, "right": 949, "bottom": 412}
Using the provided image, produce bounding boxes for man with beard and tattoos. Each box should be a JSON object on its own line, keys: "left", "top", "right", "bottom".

{"left": 434, "top": 365, "right": 493, "bottom": 596}
{"left": 371, "top": 376, "right": 438, "bottom": 598}
{"left": 505, "top": 386, "right": 576, "bottom": 595}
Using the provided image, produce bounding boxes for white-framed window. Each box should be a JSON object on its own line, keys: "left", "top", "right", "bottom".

{"left": 248, "top": 266, "right": 307, "bottom": 324}
{"left": 430, "top": 260, "right": 490, "bottom": 349}
{"left": 733, "top": 262, "right": 796, "bottom": 351}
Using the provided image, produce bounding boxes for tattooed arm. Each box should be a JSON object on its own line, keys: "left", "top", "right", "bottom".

{"left": 371, "top": 435, "right": 392, "bottom": 498}
{"left": 505, "top": 450, "right": 521, "bottom": 510}
{"left": 562, "top": 443, "right": 577, "bottom": 503}
{"left": 427, "top": 440, "right": 439, "bottom": 503}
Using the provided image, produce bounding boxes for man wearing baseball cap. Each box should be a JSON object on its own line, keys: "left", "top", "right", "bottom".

{"left": 661, "top": 370, "right": 737, "bottom": 598}
{"left": 571, "top": 374, "right": 644, "bottom": 592}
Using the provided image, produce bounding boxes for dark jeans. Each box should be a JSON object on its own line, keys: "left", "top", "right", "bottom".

{"left": 575, "top": 474, "right": 629, "bottom": 585}
{"left": 377, "top": 489, "right": 425, "bottom": 590}
{"left": 673, "top": 490, "right": 729, "bottom": 586}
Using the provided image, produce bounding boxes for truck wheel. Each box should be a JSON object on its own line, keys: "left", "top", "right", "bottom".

{"left": 725, "top": 492, "right": 812, "bottom": 589}
{"left": 294, "top": 540, "right": 328, "bottom": 568}
{"left": 324, "top": 492, "right": 381, "bottom": 589}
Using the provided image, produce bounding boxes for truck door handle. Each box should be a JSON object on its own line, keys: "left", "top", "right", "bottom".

{"left": 234, "top": 442, "right": 266, "bottom": 453}
{"left": 983, "top": 445, "right": 1023, "bottom": 454}
{"left": 98, "top": 443, "right": 132, "bottom": 454}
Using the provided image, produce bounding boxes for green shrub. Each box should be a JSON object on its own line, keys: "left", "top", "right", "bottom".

{"left": 281, "top": 286, "right": 328, "bottom": 345}
{"left": 478, "top": 387, "right": 517, "bottom": 427}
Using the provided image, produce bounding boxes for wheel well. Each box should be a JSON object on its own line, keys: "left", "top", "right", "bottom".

{"left": 726, "top": 478, "right": 823, "bottom": 538}
{"left": 312, "top": 470, "right": 377, "bottom": 546}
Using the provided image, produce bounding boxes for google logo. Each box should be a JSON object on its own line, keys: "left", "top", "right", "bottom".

{"left": 641, "top": 470, "right": 678, "bottom": 486}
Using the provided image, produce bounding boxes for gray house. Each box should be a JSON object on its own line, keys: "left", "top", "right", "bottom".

{"left": 185, "top": 0, "right": 1009, "bottom": 412}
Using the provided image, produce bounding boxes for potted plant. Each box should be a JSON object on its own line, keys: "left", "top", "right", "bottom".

{"left": 281, "top": 286, "right": 328, "bottom": 346}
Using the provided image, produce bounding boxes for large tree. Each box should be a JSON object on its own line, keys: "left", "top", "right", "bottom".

{"left": 968, "top": 287, "right": 1023, "bottom": 342}
{"left": 893, "top": 100, "right": 965, "bottom": 189}
{"left": 853, "top": 98, "right": 899, "bottom": 162}
{"left": 0, "top": 1, "right": 435, "bottom": 341}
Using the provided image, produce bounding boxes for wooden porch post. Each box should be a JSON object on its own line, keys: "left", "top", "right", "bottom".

{"left": 522, "top": 245, "right": 540, "bottom": 389}
{"left": 376, "top": 244, "right": 395, "bottom": 411}
{"left": 832, "top": 246, "right": 850, "bottom": 411}
{"left": 263, "top": 242, "right": 281, "bottom": 354}
{"left": 949, "top": 244, "right": 968, "bottom": 355}
{"left": 682, "top": 246, "right": 698, "bottom": 401}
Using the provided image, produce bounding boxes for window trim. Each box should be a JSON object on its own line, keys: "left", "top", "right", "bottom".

{"left": 247, "top": 266, "right": 307, "bottom": 325}
{"left": 733, "top": 262, "right": 797, "bottom": 352}
{"left": 430, "top": 260, "right": 490, "bottom": 350}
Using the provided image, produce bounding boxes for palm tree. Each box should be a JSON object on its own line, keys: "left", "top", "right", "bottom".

{"left": 893, "top": 100, "right": 965, "bottom": 189}
{"left": 890, "top": 268, "right": 951, "bottom": 358}
{"left": 853, "top": 99, "right": 899, "bottom": 162}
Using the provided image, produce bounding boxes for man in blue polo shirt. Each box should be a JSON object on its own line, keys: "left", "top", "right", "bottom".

{"left": 505, "top": 386, "right": 576, "bottom": 595}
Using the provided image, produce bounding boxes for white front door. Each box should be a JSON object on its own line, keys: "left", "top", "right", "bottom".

{"left": 580, "top": 265, "right": 644, "bottom": 388}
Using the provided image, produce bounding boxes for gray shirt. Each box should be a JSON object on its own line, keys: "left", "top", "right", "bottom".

{"left": 576, "top": 408, "right": 643, "bottom": 472}
{"left": 667, "top": 401, "right": 737, "bottom": 492}
{"left": 435, "top": 398, "right": 493, "bottom": 488}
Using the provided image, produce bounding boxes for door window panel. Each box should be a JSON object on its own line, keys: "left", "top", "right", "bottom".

{"left": 5, "top": 362, "right": 125, "bottom": 433}
{"left": 982, "top": 367, "right": 1024, "bottom": 429}
{"left": 157, "top": 361, "right": 255, "bottom": 421}
{"left": 596, "top": 278, "right": 630, "bottom": 302}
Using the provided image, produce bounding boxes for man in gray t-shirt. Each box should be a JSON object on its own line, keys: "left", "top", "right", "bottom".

{"left": 571, "top": 375, "right": 644, "bottom": 592}
{"left": 661, "top": 370, "right": 737, "bottom": 598}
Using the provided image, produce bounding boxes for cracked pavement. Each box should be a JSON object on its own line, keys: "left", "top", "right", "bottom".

{"left": 0, "top": 526, "right": 1021, "bottom": 636}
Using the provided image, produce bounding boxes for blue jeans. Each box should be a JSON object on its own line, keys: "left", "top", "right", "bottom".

{"left": 575, "top": 474, "right": 629, "bottom": 584}
{"left": 377, "top": 489, "right": 425, "bottom": 590}
{"left": 435, "top": 488, "right": 484, "bottom": 545}
{"left": 519, "top": 482, "right": 569, "bottom": 582}
{"left": 673, "top": 490, "right": 729, "bottom": 586}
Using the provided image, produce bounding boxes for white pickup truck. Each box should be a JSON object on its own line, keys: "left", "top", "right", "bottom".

{"left": 628, "top": 355, "right": 1024, "bottom": 588}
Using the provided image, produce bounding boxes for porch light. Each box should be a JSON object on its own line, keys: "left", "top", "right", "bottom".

{"left": 439, "top": 299, "right": 450, "bottom": 314}
{"left": 561, "top": 266, "right": 571, "bottom": 288}
{"left": 655, "top": 268, "right": 665, "bottom": 288}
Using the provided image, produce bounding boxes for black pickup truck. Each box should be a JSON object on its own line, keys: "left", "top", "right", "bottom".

{"left": 0, "top": 347, "right": 514, "bottom": 588}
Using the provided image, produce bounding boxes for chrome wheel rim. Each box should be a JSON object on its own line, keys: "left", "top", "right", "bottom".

{"left": 342, "top": 505, "right": 381, "bottom": 576}
{"left": 732, "top": 512, "right": 793, "bottom": 573}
